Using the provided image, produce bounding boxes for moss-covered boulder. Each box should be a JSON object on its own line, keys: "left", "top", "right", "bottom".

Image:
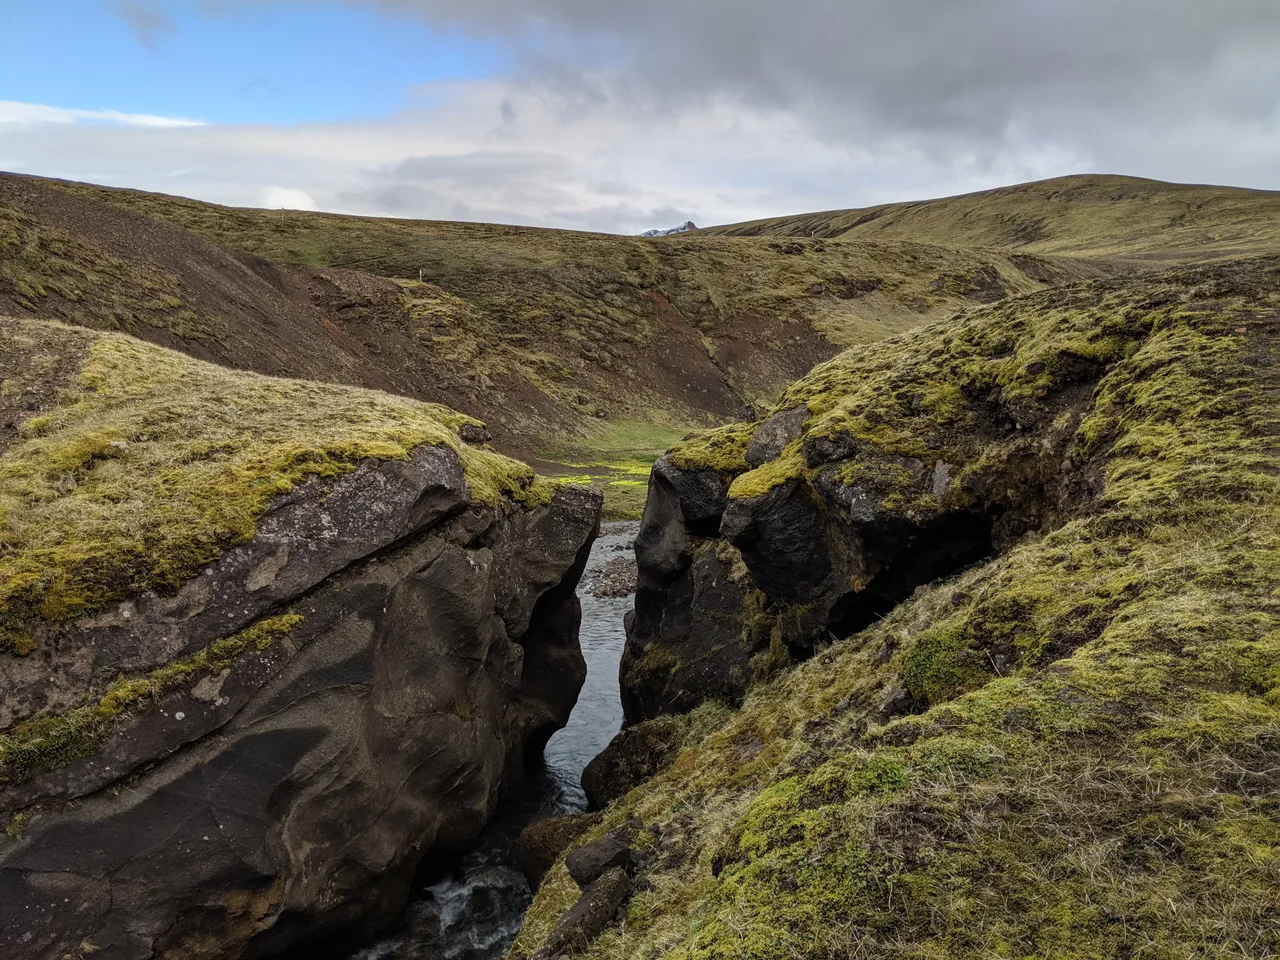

{"left": 514, "top": 257, "right": 1279, "bottom": 958}
{"left": 0, "top": 317, "right": 602, "bottom": 959}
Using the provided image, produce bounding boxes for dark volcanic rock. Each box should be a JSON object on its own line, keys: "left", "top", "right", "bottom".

{"left": 565, "top": 834, "right": 633, "bottom": 888}
{"left": 1, "top": 445, "right": 471, "bottom": 733}
{"left": 581, "top": 715, "right": 689, "bottom": 810}
{"left": 619, "top": 458, "right": 771, "bottom": 725}
{"left": 516, "top": 813, "right": 603, "bottom": 889}
{"left": 0, "top": 454, "right": 602, "bottom": 960}
{"left": 651, "top": 455, "right": 727, "bottom": 528}
{"left": 618, "top": 416, "right": 1002, "bottom": 730}
{"left": 621, "top": 541, "right": 765, "bottom": 724}
{"left": 745, "top": 404, "right": 808, "bottom": 467}
{"left": 721, "top": 476, "right": 861, "bottom": 607}
{"left": 535, "top": 868, "right": 632, "bottom": 959}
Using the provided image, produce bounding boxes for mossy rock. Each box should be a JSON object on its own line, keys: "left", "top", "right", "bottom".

{"left": 0, "top": 316, "right": 558, "bottom": 654}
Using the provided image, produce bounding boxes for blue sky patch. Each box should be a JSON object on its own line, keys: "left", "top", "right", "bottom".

{"left": 0, "top": 0, "right": 508, "bottom": 125}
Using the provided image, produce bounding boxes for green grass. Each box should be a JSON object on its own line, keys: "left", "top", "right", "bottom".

{"left": 511, "top": 256, "right": 1280, "bottom": 959}
{"left": 536, "top": 419, "right": 692, "bottom": 520}
{"left": 0, "top": 316, "right": 557, "bottom": 655}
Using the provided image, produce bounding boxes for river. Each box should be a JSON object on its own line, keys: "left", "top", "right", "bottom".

{"left": 346, "top": 521, "right": 638, "bottom": 960}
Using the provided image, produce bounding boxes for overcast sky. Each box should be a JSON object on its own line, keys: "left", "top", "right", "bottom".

{"left": 1, "top": 1, "right": 1277, "bottom": 233}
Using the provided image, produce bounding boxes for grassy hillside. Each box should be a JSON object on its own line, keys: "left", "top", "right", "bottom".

{"left": 1, "top": 174, "right": 1126, "bottom": 515}
{"left": 512, "top": 256, "right": 1280, "bottom": 959}
{"left": 702, "top": 174, "right": 1280, "bottom": 262}
{"left": 22, "top": 173, "right": 1105, "bottom": 353}
{"left": 4, "top": 172, "right": 1277, "bottom": 519}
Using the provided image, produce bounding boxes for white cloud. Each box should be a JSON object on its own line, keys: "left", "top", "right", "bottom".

{"left": 0, "top": 69, "right": 1276, "bottom": 235}
{"left": 0, "top": 100, "right": 204, "bottom": 128}
{"left": 262, "top": 186, "right": 318, "bottom": 210}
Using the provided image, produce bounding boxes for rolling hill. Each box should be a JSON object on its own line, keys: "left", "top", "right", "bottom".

{"left": 702, "top": 174, "right": 1280, "bottom": 262}
{"left": 3, "top": 171, "right": 1277, "bottom": 515}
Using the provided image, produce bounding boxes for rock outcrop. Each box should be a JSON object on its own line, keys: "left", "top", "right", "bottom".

{"left": 619, "top": 275, "right": 1111, "bottom": 725}
{"left": 0, "top": 320, "right": 603, "bottom": 959}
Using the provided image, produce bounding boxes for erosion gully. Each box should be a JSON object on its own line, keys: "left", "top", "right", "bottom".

{"left": 343, "top": 521, "right": 639, "bottom": 960}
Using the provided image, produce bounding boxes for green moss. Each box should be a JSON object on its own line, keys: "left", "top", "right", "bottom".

{"left": 727, "top": 439, "right": 808, "bottom": 500}
{"left": 513, "top": 258, "right": 1280, "bottom": 960}
{"left": 668, "top": 423, "right": 754, "bottom": 475}
{"left": 0, "top": 614, "right": 302, "bottom": 781}
{"left": 0, "top": 320, "right": 552, "bottom": 650}
{"left": 901, "top": 624, "right": 995, "bottom": 706}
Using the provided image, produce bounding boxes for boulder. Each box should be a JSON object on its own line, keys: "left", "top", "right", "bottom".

{"left": 0, "top": 455, "right": 602, "bottom": 960}
{"left": 582, "top": 715, "right": 689, "bottom": 810}
{"left": 744, "top": 404, "right": 808, "bottom": 467}
{"left": 516, "top": 813, "right": 603, "bottom": 889}
{"left": 564, "top": 834, "right": 633, "bottom": 888}
{"left": 534, "top": 868, "right": 632, "bottom": 959}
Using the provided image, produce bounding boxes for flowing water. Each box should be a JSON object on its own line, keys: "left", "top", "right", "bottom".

{"left": 347, "top": 521, "right": 638, "bottom": 960}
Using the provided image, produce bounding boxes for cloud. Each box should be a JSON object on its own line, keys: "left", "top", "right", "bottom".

{"left": 346, "top": 0, "right": 1280, "bottom": 136}
{"left": 490, "top": 3, "right": 1274, "bottom": 178}
{"left": 4, "top": 1, "right": 1279, "bottom": 233}
{"left": 0, "top": 82, "right": 1102, "bottom": 234}
{"left": 263, "top": 186, "right": 318, "bottom": 210}
{"left": 0, "top": 100, "right": 204, "bottom": 128}
{"left": 116, "top": 2, "right": 177, "bottom": 50}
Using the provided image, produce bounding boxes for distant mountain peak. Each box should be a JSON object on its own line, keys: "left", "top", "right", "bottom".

{"left": 641, "top": 220, "right": 698, "bottom": 238}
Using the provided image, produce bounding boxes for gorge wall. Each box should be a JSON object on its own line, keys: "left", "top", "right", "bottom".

{"left": 0, "top": 318, "right": 603, "bottom": 959}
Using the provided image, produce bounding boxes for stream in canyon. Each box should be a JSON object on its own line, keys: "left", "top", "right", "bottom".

{"left": 347, "top": 521, "right": 639, "bottom": 960}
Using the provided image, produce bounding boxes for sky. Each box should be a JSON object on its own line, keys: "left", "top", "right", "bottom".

{"left": 1, "top": 1, "right": 1278, "bottom": 234}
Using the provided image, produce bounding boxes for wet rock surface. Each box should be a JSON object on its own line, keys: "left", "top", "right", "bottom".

{"left": 0, "top": 456, "right": 602, "bottom": 960}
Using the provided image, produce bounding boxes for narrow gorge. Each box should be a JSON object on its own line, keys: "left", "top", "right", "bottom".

{"left": 2, "top": 173, "right": 1277, "bottom": 960}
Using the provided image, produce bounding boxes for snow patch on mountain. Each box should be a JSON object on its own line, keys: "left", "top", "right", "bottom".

{"left": 641, "top": 220, "right": 698, "bottom": 238}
